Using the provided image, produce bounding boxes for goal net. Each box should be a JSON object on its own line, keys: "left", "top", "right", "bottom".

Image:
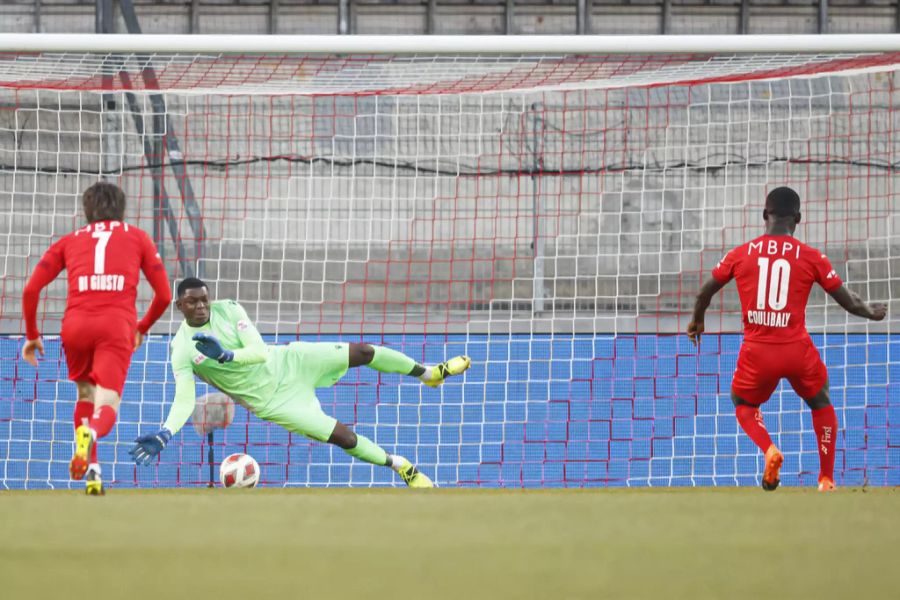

{"left": 0, "top": 35, "right": 897, "bottom": 488}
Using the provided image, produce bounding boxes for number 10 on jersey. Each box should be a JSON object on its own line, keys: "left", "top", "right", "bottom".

{"left": 756, "top": 257, "right": 790, "bottom": 311}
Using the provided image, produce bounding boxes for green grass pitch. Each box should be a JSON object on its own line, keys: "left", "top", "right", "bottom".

{"left": 2, "top": 487, "right": 897, "bottom": 599}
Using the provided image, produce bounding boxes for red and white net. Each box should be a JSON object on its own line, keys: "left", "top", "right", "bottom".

{"left": 0, "top": 48, "right": 897, "bottom": 488}
{"left": 1, "top": 50, "right": 899, "bottom": 94}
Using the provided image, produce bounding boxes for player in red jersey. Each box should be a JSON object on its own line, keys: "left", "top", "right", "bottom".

{"left": 687, "top": 187, "right": 886, "bottom": 492}
{"left": 21, "top": 182, "right": 172, "bottom": 495}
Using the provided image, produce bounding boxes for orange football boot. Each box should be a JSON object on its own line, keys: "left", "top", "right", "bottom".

{"left": 817, "top": 476, "right": 836, "bottom": 492}
{"left": 761, "top": 444, "right": 784, "bottom": 491}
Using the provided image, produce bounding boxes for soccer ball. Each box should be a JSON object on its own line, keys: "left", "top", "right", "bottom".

{"left": 219, "top": 453, "right": 260, "bottom": 488}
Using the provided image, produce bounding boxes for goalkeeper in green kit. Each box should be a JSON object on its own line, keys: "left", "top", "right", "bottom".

{"left": 130, "top": 277, "right": 471, "bottom": 487}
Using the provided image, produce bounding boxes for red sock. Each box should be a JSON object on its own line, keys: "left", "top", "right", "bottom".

{"left": 735, "top": 404, "right": 774, "bottom": 453}
{"left": 74, "top": 400, "right": 99, "bottom": 465}
{"left": 89, "top": 405, "right": 117, "bottom": 440}
{"left": 811, "top": 406, "right": 837, "bottom": 481}
{"left": 73, "top": 400, "right": 93, "bottom": 430}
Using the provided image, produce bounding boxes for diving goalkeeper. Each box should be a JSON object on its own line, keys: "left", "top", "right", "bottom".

{"left": 130, "top": 277, "right": 471, "bottom": 487}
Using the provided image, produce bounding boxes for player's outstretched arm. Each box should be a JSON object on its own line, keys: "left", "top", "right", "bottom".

{"left": 828, "top": 285, "right": 887, "bottom": 321}
{"left": 687, "top": 277, "right": 727, "bottom": 347}
{"left": 131, "top": 347, "right": 197, "bottom": 465}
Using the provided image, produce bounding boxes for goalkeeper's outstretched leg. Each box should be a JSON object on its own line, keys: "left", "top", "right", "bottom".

{"left": 328, "top": 342, "right": 472, "bottom": 487}
{"left": 298, "top": 341, "right": 472, "bottom": 487}
{"left": 327, "top": 422, "right": 434, "bottom": 488}
{"left": 347, "top": 343, "right": 471, "bottom": 388}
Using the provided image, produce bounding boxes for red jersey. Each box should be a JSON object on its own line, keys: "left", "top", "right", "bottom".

{"left": 22, "top": 220, "right": 172, "bottom": 339}
{"left": 711, "top": 234, "right": 843, "bottom": 343}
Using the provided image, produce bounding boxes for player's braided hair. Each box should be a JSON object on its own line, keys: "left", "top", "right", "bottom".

{"left": 82, "top": 181, "right": 126, "bottom": 222}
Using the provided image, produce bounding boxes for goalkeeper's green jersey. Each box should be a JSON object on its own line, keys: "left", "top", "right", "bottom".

{"left": 163, "top": 300, "right": 274, "bottom": 434}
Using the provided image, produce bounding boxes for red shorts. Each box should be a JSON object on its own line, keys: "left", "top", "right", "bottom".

{"left": 60, "top": 315, "right": 135, "bottom": 395}
{"left": 731, "top": 337, "right": 828, "bottom": 405}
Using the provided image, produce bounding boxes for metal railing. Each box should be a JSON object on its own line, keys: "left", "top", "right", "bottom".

{"left": 7, "top": 0, "right": 900, "bottom": 36}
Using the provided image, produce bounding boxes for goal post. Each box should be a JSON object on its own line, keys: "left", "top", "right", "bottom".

{"left": 0, "top": 35, "right": 897, "bottom": 489}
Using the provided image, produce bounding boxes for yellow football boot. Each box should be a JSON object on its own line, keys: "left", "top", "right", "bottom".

{"left": 69, "top": 425, "right": 93, "bottom": 481}
{"left": 85, "top": 467, "right": 105, "bottom": 496}
{"left": 394, "top": 457, "right": 434, "bottom": 489}
{"left": 422, "top": 355, "right": 471, "bottom": 388}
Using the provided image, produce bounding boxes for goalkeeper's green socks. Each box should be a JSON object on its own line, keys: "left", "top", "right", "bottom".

{"left": 343, "top": 433, "right": 435, "bottom": 488}
{"left": 344, "top": 433, "right": 389, "bottom": 466}
{"left": 368, "top": 346, "right": 433, "bottom": 381}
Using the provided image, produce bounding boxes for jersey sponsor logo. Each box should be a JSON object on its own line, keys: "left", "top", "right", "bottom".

{"left": 237, "top": 319, "right": 250, "bottom": 332}
{"left": 748, "top": 239, "right": 801, "bottom": 259}
{"left": 73, "top": 220, "right": 129, "bottom": 236}
{"left": 747, "top": 310, "right": 791, "bottom": 328}
{"left": 193, "top": 353, "right": 207, "bottom": 365}
{"left": 77, "top": 274, "right": 126, "bottom": 292}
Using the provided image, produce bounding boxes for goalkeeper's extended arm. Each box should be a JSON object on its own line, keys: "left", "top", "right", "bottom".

{"left": 130, "top": 364, "right": 196, "bottom": 465}
{"left": 162, "top": 367, "right": 198, "bottom": 435}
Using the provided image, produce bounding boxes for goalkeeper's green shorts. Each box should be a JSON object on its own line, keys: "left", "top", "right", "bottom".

{"left": 256, "top": 342, "right": 349, "bottom": 442}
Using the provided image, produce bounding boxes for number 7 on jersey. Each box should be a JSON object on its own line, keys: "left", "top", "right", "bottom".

{"left": 92, "top": 230, "right": 112, "bottom": 274}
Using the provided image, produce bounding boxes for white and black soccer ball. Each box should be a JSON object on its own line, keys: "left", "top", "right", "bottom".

{"left": 219, "top": 453, "right": 260, "bottom": 488}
